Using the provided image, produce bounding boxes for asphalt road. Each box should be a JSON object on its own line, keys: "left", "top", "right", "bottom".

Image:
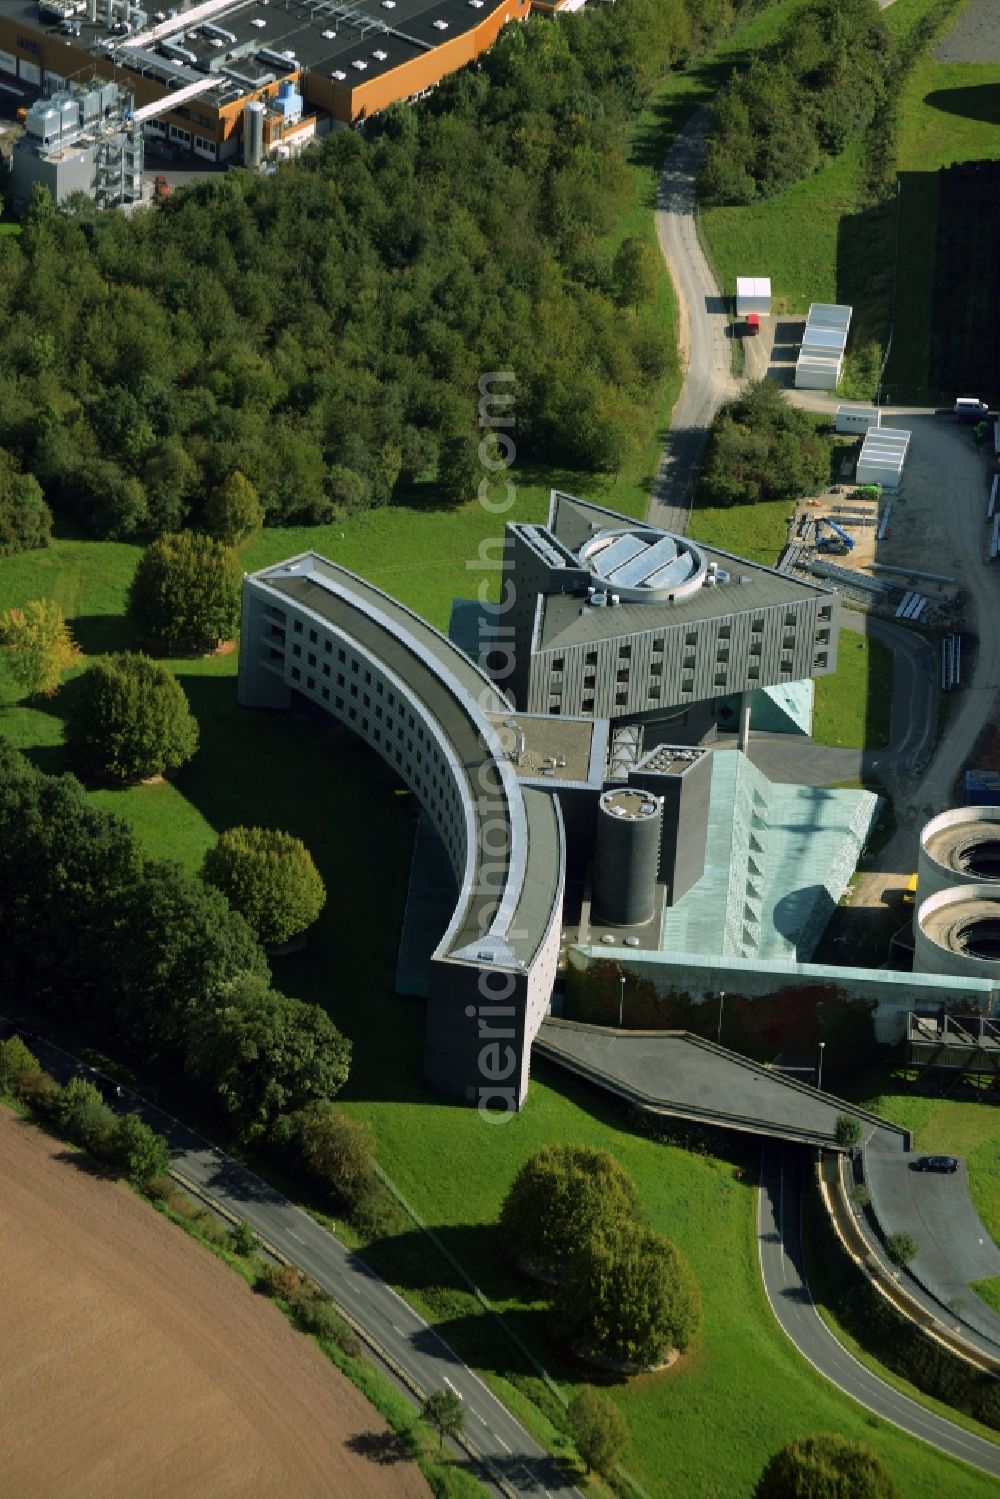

{"left": 11, "top": 1025, "right": 578, "bottom": 1499}
{"left": 758, "top": 1142, "right": 1000, "bottom": 1481}
{"left": 648, "top": 108, "right": 737, "bottom": 534}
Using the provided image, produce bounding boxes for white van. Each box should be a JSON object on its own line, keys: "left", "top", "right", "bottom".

{"left": 954, "top": 397, "right": 990, "bottom": 424}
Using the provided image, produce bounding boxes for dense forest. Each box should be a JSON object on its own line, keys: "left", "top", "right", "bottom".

{"left": 700, "top": 0, "right": 890, "bottom": 205}
{"left": 0, "top": 0, "right": 759, "bottom": 543}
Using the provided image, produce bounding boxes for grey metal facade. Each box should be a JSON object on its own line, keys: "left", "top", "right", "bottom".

{"left": 500, "top": 494, "right": 838, "bottom": 722}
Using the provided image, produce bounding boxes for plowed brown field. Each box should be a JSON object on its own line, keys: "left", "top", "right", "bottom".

{"left": 0, "top": 1108, "right": 430, "bottom": 1499}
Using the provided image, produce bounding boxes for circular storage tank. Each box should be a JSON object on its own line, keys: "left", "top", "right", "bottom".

{"left": 917, "top": 807, "right": 1000, "bottom": 903}
{"left": 914, "top": 882, "right": 1000, "bottom": 978}
{"left": 592, "top": 788, "right": 661, "bottom": 928}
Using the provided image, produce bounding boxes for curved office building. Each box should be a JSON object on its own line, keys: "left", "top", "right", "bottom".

{"left": 239, "top": 553, "right": 565, "bottom": 1110}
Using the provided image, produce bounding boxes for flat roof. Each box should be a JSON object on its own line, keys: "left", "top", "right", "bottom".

{"left": 736, "top": 276, "right": 770, "bottom": 296}
{"left": 539, "top": 491, "right": 830, "bottom": 649}
{"left": 10, "top": 0, "right": 509, "bottom": 104}
{"left": 487, "top": 712, "right": 601, "bottom": 785}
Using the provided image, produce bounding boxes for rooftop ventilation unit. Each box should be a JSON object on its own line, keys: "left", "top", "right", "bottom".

{"left": 322, "top": 28, "right": 336, "bottom": 37}
{"left": 352, "top": 58, "right": 368, "bottom": 69}
{"left": 251, "top": 16, "right": 266, "bottom": 26}
{"left": 433, "top": 17, "right": 449, "bottom": 27}
{"left": 258, "top": 47, "right": 298, "bottom": 69}
{"left": 331, "top": 68, "right": 346, "bottom": 79}
{"left": 373, "top": 48, "right": 387, "bottom": 59}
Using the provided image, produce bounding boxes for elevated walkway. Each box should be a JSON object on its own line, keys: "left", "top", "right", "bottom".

{"left": 535, "top": 1018, "right": 909, "bottom": 1151}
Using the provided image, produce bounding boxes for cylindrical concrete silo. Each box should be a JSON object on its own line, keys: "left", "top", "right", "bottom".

{"left": 917, "top": 806, "right": 1000, "bottom": 903}
{"left": 592, "top": 788, "right": 661, "bottom": 928}
{"left": 914, "top": 883, "right": 1000, "bottom": 979}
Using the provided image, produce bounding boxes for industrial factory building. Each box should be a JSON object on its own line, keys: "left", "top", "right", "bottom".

{"left": 1, "top": 0, "right": 552, "bottom": 177}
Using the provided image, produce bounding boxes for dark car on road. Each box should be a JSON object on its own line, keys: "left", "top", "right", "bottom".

{"left": 912, "top": 1155, "right": 959, "bottom": 1173}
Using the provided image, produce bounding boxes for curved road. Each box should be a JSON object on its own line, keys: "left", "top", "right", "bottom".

{"left": 12, "top": 1025, "right": 577, "bottom": 1499}
{"left": 759, "top": 1142, "right": 1000, "bottom": 1481}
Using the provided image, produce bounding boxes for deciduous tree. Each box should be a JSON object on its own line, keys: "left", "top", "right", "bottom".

{"left": 500, "top": 1144, "right": 644, "bottom": 1282}
{"left": 753, "top": 1434, "right": 899, "bottom": 1499}
{"left": 568, "top": 1388, "right": 628, "bottom": 1477}
{"left": 0, "top": 598, "right": 79, "bottom": 697}
{"left": 612, "top": 236, "right": 658, "bottom": 311}
{"left": 202, "top": 469, "right": 264, "bottom": 546}
{"left": 65, "top": 652, "right": 199, "bottom": 781}
{"left": 111, "top": 1113, "right": 171, "bottom": 1185}
{"left": 557, "top": 1227, "right": 701, "bottom": 1368}
{"left": 185, "top": 973, "right": 350, "bottom": 1133}
{"left": 127, "top": 530, "right": 242, "bottom": 653}
{"left": 202, "top": 826, "right": 326, "bottom": 947}
{"left": 421, "top": 1389, "right": 464, "bottom": 1451}
{"left": 280, "top": 1101, "right": 376, "bottom": 1206}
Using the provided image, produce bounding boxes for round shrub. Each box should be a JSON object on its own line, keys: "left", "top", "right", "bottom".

{"left": 65, "top": 652, "right": 199, "bottom": 781}
{"left": 499, "top": 1144, "right": 644, "bottom": 1283}
{"left": 202, "top": 826, "right": 326, "bottom": 946}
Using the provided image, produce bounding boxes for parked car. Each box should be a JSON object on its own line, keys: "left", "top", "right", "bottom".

{"left": 912, "top": 1155, "right": 959, "bottom": 1173}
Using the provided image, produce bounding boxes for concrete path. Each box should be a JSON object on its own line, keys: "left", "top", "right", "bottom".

{"left": 759, "top": 1142, "right": 1000, "bottom": 1480}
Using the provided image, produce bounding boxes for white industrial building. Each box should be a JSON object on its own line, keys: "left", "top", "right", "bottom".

{"left": 856, "top": 427, "right": 910, "bottom": 491}
{"left": 11, "top": 77, "right": 142, "bottom": 208}
{"left": 794, "top": 303, "right": 852, "bottom": 391}
{"left": 835, "top": 405, "right": 880, "bottom": 436}
{"left": 735, "top": 277, "right": 771, "bottom": 317}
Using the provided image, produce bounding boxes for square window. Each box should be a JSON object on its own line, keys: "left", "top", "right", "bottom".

{"left": 552, "top": 657, "right": 564, "bottom": 671}
{"left": 615, "top": 691, "right": 627, "bottom": 705}
{"left": 582, "top": 696, "right": 595, "bottom": 712}
{"left": 685, "top": 631, "right": 697, "bottom": 646}
{"left": 585, "top": 651, "right": 598, "bottom": 666}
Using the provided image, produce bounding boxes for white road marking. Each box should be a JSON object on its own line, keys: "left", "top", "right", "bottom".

{"left": 442, "top": 1376, "right": 463, "bottom": 1399}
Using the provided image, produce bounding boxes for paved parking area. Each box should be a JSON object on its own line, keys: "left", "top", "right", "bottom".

{"left": 865, "top": 1132, "right": 1000, "bottom": 1340}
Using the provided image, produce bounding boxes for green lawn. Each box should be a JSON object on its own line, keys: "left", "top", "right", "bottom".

{"left": 813, "top": 632, "right": 893, "bottom": 750}
{"left": 688, "top": 497, "right": 790, "bottom": 566}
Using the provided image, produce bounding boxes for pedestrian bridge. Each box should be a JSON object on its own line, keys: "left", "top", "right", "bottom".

{"left": 534, "top": 1019, "right": 910, "bottom": 1151}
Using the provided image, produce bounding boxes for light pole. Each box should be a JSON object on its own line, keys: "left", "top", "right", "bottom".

{"left": 817, "top": 1040, "right": 826, "bottom": 1091}
{"left": 717, "top": 990, "right": 726, "bottom": 1046}
{"left": 618, "top": 973, "right": 625, "bottom": 1029}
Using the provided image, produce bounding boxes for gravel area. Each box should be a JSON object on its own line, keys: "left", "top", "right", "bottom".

{"left": 933, "top": 0, "right": 1000, "bottom": 63}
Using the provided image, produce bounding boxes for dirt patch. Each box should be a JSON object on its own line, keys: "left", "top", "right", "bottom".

{"left": 933, "top": 0, "right": 1000, "bottom": 63}
{"left": 0, "top": 1110, "right": 429, "bottom": 1499}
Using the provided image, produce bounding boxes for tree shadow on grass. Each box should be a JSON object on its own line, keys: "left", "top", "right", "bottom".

{"left": 70, "top": 612, "right": 138, "bottom": 657}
